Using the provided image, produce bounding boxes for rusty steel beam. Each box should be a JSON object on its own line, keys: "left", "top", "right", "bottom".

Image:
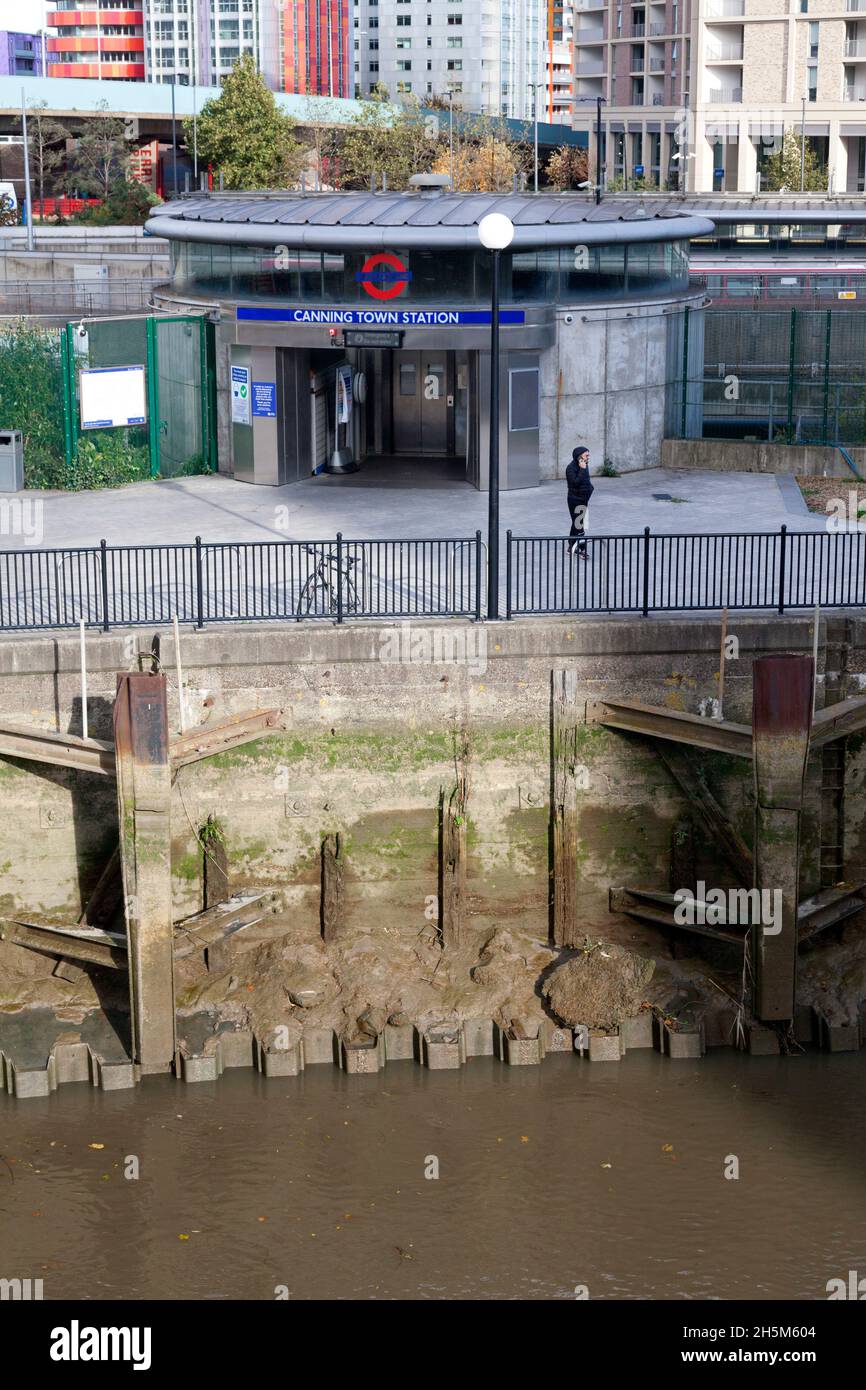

{"left": 609, "top": 887, "right": 746, "bottom": 945}
{"left": 0, "top": 721, "right": 115, "bottom": 776}
{"left": 170, "top": 708, "right": 284, "bottom": 770}
{"left": 0, "top": 917, "right": 126, "bottom": 971}
{"left": 658, "top": 747, "right": 754, "bottom": 887}
{"left": 586, "top": 699, "right": 752, "bottom": 759}
{"left": 752, "top": 654, "right": 814, "bottom": 1024}
{"left": 798, "top": 883, "right": 866, "bottom": 943}
{"left": 552, "top": 670, "right": 582, "bottom": 947}
{"left": 115, "top": 672, "right": 176, "bottom": 1074}
{"left": 810, "top": 694, "right": 866, "bottom": 750}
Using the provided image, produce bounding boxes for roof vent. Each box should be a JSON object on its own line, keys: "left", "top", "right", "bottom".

{"left": 408, "top": 172, "right": 452, "bottom": 198}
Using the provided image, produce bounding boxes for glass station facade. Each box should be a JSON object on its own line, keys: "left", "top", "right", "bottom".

{"left": 169, "top": 239, "right": 690, "bottom": 306}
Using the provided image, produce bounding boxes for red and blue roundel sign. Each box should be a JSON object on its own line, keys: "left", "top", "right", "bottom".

{"left": 356, "top": 252, "right": 412, "bottom": 300}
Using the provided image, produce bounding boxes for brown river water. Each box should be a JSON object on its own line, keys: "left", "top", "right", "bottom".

{"left": 1, "top": 1050, "right": 865, "bottom": 1301}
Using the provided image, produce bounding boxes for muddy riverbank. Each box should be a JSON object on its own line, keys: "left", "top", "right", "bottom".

{"left": 2, "top": 1051, "right": 865, "bottom": 1301}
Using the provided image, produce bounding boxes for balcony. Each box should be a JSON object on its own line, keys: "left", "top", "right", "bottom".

{"left": 845, "top": 39, "right": 866, "bottom": 56}
{"left": 649, "top": 56, "right": 665, "bottom": 71}
{"left": 633, "top": 24, "right": 646, "bottom": 36}
{"left": 706, "top": 43, "right": 744, "bottom": 60}
{"left": 652, "top": 92, "right": 665, "bottom": 104}
{"left": 631, "top": 56, "right": 645, "bottom": 71}
{"left": 708, "top": 86, "right": 742, "bottom": 101}
{"left": 649, "top": 22, "right": 666, "bottom": 35}
{"left": 844, "top": 86, "right": 866, "bottom": 99}
{"left": 848, "top": 0, "right": 866, "bottom": 10}
{"left": 704, "top": 0, "right": 745, "bottom": 15}
{"left": 575, "top": 28, "right": 605, "bottom": 43}
{"left": 575, "top": 61, "right": 605, "bottom": 74}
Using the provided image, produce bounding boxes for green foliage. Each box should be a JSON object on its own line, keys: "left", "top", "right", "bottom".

{"left": 77, "top": 178, "right": 161, "bottom": 226}
{"left": 0, "top": 194, "right": 16, "bottom": 227}
{"left": 545, "top": 144, "right": 589, "bottom": 192}
{"left": 0, "top": 321, "right": 65, "bottom": 479}
{"left": 761, "top": 129, "right": 825, "bottom": 193}
{"left": 336, "top": 88, "right": 441, "bottom": 190}
{"left": 600, "top": 457, "right": 620, "bottom": 477}
{"left": 606, "top": 174, "right": 660, "bottom": 193}
{"left": 188, "top": 55, "right": 305, "bottom": 189}
{"left": 28, "top": 432, "right": 150, "bottom": 491}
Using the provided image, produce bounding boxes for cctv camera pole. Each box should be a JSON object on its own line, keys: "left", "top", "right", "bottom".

{"left": 20, "top": 89, "right": 34, "bottom": 252}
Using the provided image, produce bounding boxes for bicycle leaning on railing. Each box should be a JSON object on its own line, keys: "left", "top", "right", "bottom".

{"left": 295, "top": 543, "right": 362, "bottom": 619}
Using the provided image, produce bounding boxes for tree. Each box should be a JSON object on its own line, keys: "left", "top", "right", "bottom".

{"left": 545, "top": 143, "right": 590, "bottom": 192}
{"left": 27, "top": 101, "right": 68, "bottom": 214}
{"left": 66, "top": 100, "right": 132, "bottom": 198}
{"left": 0, "top": 194, "right": 16, "bottom": 227}
{"left": 301, "top": 99, "right": 344, "bottom": 190}
{"left": 431, "top": 113, "right": 527, "bottom": 192}
{"left": 761, "top": 128, "right": 825, "bottom": 193}
{"left": 336, "top": 87, "right": 441, "bottom": 189}
{"left": 188, "top": 55, "right": 305, "bottom": 189}
{"left": 78, "top": 178, "right": 161, "bottom": 226}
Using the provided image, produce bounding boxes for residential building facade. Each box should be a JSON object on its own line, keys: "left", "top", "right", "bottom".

{"left": 46, "top": 3, "right": 146, "bottom": 79}
{"left": 574, "top": 0, "right": 866, "bottom": 194}
{"left": 0, "top": 31, "right": 46, "bottom": 76}
{"left": 280, "top": 0, "right": 352, "bottom": 96}
{"left": 352, "top": 0, "right": 557, "bottom": 119}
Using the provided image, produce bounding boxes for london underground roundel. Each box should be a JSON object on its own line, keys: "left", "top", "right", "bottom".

{"left": 357, "top": 252, "right": 412, "bottom": 301}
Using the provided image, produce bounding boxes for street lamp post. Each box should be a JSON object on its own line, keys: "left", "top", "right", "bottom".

{"left": 596, "top": 94, "right": 604, "bottom": 205}
{"left": 448, "top": 91, "right": 455, "bottom": 191}
{"left": 529, "top": 82, "right": 543, "bottom": 193}
{"left": 800, "top": 94, "right": 807, "bottom": 193}
{"left": 478, "top": 212, "right": 515, "bottom": 621}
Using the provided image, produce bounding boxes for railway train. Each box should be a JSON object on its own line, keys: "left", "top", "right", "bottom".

{"left": 690, "top": 253, "right": 866, "bottom": 307}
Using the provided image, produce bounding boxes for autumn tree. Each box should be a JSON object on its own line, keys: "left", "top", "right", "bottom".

{"left": 432, "top": 113, "right": 528, "bottom": 192}
{"left": 545, "top": 143, "right": 590, "bottom": 192}
{"left": 189, "top": 55, "right": 306, "bottom": 189}
{"left": 761, "top": 128, "right": 825, "bottom": 193}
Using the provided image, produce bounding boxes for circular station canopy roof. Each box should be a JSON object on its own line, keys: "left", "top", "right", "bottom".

{"left": 146, "top": 190, "right": 715, "bottom": 251}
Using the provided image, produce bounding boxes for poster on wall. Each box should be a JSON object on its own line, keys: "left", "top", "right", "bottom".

{"left": 231, "top": 365, "right": 251, "bottom": 425}
{"left": 79, "top": 365, "right": 147, "bottom": 430}
{"left": 252, "top": 381, "right": 277, "bottom": 418}
{"left": 337, "top": 365, "right": 353, "bottom": 425}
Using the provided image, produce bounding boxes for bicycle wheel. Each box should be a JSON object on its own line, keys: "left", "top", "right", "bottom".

{"left": 296, "top": 575, "right": 320, "bottom": 617}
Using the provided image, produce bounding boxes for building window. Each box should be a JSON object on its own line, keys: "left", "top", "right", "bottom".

{"left": 396, "top": 59, "right": 412, "bottom": 71}
{"left": 807, "top": 63, "right": 817, "bottom": 100}
{"left": 809, "top": 20, "right": 818, "bottom": 57}
{"left": 799, "top": 0, "right": 807, "bottom": 11}
{"left": 447, "top": 36, "right": 462, "bottom": 47}
{"left": 396, "top": 80, "right": 412, "bottom": 92}
{"left": 447, "top": 59, "right": 462, "bottom": 70}
{"left": 396, "top": 37, "right": 411, "bottom": 48}
{"left": 396, "top": 14, "right": 410, "bottom": 25}
{"left": 447, "top": 15, "right": 462, "bottom": 25}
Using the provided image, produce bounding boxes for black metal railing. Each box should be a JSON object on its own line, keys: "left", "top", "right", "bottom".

{"left": 506, "top": 527, "right": 866, "bottom": 617}
{"left": 2, "top": 527, "right": 865, "bottom": 633}
{"left": 0, "top": 534, "right": 483, "bottom": 632}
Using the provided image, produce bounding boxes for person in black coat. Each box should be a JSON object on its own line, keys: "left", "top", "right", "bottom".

{"left": 566, "top": 445, "right": 594, "bottom": 557}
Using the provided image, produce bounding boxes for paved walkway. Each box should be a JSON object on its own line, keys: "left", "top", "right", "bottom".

{"left": 2, "top": 463, "right": 823, "bottom": 553}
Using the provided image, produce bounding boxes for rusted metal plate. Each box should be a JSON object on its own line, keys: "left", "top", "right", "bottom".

{"left": 115, "top": 673, "right": 176, "bottom": 1073}
{"left": 811, "top": 694, "right": 866, "bottom": 749}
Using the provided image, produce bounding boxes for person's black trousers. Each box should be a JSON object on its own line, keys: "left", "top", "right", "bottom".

{"left": 567, "top": 499, "right": 588, "bottom": 553}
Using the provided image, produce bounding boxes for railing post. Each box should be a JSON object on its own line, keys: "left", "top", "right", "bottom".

{"left": 99, "top": 539, "right": 110, "bottom": 633}
{"left": 505, "top": 529, "right": 512, "bottom": 620}
{"left": 641, "top": 526, "right": 651, "bottom": 617}
{"left": 195, "top": 535, "right": 204, "bottom": 629}
{"left": 778, "top": 524, "right": 787, "bottom": 615}
{"left": 475, "top": 530, "right": 483, "bottom": 621}
{"left": 786, "top": 308, "right": 796, "bottom": 440}
{"left": 336, "top": 532, "right": 344, "bottom": 624}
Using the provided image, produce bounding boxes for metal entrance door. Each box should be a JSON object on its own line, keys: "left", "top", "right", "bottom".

{"left": 392, "top": 351, "right": 452, "bottom": 455}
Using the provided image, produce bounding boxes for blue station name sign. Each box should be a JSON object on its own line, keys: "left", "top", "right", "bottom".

{"left": 237, "top": 307, "right": 527, "bottom": 327}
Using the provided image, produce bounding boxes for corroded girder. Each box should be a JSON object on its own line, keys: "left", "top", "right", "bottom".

{"left": 585, "top": 699, "right": 752, "bottom": 759}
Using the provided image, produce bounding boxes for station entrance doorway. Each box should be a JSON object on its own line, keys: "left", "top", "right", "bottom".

{"left": 391, "top": 350, "right": 457, "bottom": 457}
